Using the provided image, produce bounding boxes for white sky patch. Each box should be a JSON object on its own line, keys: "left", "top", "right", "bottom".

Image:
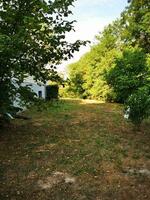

{"left": 66, "top": 16, "right": 112, "bottom": 42}
{"left": 73, "top": 0, "right": 115, "bottom": 7}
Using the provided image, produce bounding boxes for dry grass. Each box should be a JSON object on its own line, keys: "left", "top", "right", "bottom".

{"left": 0, "top": 99, "right": 150, "bottom": 200}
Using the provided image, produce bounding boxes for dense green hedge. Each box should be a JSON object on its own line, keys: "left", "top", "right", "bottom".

{"left": 46, "top": 85, "right": 59, "bottom": 100}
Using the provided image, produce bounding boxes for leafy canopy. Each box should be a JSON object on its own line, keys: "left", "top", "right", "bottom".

{"left": 64, "top": 0, "right": 150, "bottom": 125}
{"left": 0, "top": 0, "right": 86, "bottom": 116}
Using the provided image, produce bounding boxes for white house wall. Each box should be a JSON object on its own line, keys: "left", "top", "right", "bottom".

{"left": 22, "top": 76, "right": 46, "bottom": 99}
{"left": 13, "top": 76, "right": 46, "bottom": 109}
{"left": 22, "top": 82, "right": 46, "bottom": 99}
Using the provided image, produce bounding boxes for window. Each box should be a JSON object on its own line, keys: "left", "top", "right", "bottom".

{"left": 38, "top": 91, "right": 42, "bottom": 98}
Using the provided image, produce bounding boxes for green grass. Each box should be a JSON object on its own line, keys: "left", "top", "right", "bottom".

{"left": 0, "top": 99, "right": 150, "bottom": 200}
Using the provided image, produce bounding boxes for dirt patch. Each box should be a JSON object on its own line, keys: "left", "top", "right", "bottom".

{"left": 27, "top": 171, "right": 38, "bottom": 180}
{"left": 80, "top": 99, "right": 104, "bottom": 104}
{"left": 37, "top": 171, "right": 75, "bottom": 190}
{"left": 125, "top": 168, "right": 150, "bottom": 177}
{"left": 35, "top": 144, "right": 56, "bottom": 152}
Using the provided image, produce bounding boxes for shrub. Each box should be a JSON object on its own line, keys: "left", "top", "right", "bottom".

{"left": 125, "top": 86, "right": 150, "bottom": 125}
{"left": 105, "top": 47, "right": 148, "bottom": 103}
{"left": 46, "top": 84, "right": 59, "bottom": 100}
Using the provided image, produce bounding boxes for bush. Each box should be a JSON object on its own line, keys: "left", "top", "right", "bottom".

{"left": 105, "top": 47, "right": 148, "bottom": 103}
{"left": 125, "top": 87, "right": 150, "bottom": 125}
{"left": 46, "top": 84, "right": 59, "bottom": 100}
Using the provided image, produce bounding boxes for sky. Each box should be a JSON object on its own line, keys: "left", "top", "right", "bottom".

{"left": 58, "top": 0, "right": 128, "bottom": 74}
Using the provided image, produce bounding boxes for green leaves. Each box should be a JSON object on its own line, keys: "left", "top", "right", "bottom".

{"left": 125, "top": 86, "right": 150, "bottom": 125}
{"left": 65, "top": 0, "right": 150, "bottom": 125}
{"left": 67, "top": 21, "right": 121, "bottom": 101}
{"left": 0, "top": 0, "right": 86, "bottom": 117}
{"left": 105, "top": 47, "right": 149, "bottom": 103}
{"left": 121, "top": 0, "right": 150, "bottom": 52}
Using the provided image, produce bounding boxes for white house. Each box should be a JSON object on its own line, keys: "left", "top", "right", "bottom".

{"left": 13, "top": 76, "right": 47, "bottom": 108}
{"left": 22, "top": 76, "right": 46, "bottom": 99}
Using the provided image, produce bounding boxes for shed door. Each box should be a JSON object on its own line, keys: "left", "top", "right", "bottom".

{"left": 38, "top": 91, "right": 42, "bottom": 98}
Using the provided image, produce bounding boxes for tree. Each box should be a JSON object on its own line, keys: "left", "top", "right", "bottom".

{"left": 105, "top": 46, "right": 150, "bottom": 125}
{"left": 121, "top": 0, "right": 150, "bottom": 52}
{"left": 125, "top": 86, "right": 150, "bottom": 125}
{"left": 66, "top": 0, "right": 150, "bottom": 125}
{"left": 68, "top": 62, "right": 86, "bottom": 98}
{"left": 0, "top": 0, "right": 86, "bottom": 117}
{"left": 105, "top": 47, "right": 149, "bottom": 103}
{"left": 67, "top": 20, "right": 122, "bottom": 101}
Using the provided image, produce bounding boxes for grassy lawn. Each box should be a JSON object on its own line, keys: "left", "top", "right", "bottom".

{"left": 0, "top": 99, "right": 150, "bottom": 200}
